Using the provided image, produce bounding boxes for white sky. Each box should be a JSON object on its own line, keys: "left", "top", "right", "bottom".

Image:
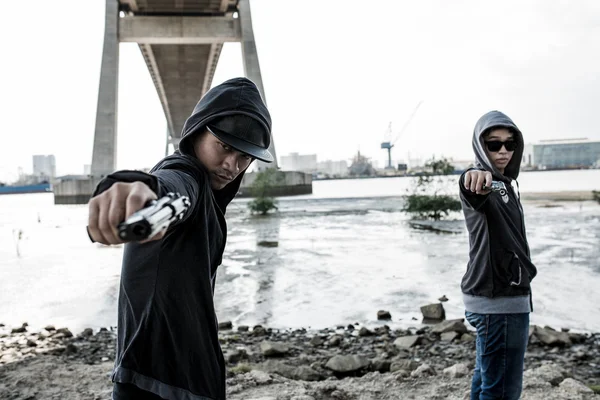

{"left": 1, "top": 0, "right": 599, "bottom": 181}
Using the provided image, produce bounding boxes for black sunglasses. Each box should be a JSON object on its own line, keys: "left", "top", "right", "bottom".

{"left": 485, "top": 140, "right": 517, "bottom": 152}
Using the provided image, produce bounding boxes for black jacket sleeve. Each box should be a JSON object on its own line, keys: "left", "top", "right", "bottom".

{"left": 92, "top": 168, "right": 202, "bottom": 226}
{"left": 458, "top": 168, "right": 491, "bottom": 211}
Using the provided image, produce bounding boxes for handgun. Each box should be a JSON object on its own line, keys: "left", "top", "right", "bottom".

{"left": 117, "top": 192, "right": 191, "bottom": 241}
{"left": 482, "top": 181, "right": 507, "bottom": 192}
{"left": 87, "top": 192, "right": 191, "bottom": 243}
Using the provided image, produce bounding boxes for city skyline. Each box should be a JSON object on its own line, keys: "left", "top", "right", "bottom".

{"left": 1, "top": 0, "right": 600, "bottom": 182}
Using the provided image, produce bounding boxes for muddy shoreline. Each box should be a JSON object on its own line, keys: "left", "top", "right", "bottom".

{"left": 1, "top": 317, "right": 599, "bottom": 399}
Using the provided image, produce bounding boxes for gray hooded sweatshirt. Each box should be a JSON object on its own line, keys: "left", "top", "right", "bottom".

{"left": 459, "top": 110, "right": 537, "bottom": 314}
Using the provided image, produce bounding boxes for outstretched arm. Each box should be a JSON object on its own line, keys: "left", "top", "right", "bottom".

{"left": 87, "top": 168, "right": 201, "bottom": 245}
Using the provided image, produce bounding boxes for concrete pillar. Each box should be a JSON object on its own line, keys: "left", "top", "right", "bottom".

{"left": 238, "top": 0, "right": 278, "bottom": 170}
{"left": 91, "top": 0, "right": 120, "bottom": 177}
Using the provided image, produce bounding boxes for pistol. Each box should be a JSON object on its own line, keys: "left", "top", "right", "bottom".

{"left": 116, "top": 192, "right": 191, "bottom": 242}
{"left": 482, "top": 181, "right": 507, "bottom": 192}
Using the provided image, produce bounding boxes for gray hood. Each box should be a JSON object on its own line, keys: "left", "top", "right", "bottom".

{"left": 472, "top": 110, "right": 524, "bottom": 181}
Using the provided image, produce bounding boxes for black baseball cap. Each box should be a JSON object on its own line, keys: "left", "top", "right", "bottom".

{"left": 206, "top": 114, "right": 274, "bottom": 163}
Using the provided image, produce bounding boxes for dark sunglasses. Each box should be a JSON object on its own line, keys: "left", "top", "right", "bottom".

{"left": 485, "top": 140, "right": 517, "bottom": 152}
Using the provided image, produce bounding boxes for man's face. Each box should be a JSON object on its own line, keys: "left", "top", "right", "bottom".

{"left": 193, "top": 130, "right": 253, "bottom": 190}
{"left": 484, "top": 128, "right": 515, "bottom": 174}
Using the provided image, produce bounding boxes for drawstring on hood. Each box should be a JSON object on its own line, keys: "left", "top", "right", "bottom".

{"left": 472, "top": 110, "right": 524, "bottom": 182}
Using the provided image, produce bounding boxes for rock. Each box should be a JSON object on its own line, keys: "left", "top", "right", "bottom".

{"left": 257, "top": 359, "right": 295, "bottom": 378}
{"left": 247, "top": 370, "right": 273, "bottom": 385}
{"left": 260, "top": 341, "right": 289, "bottom": 357}
{"left": 370, "top": 359, "right": 391, "bottom": 373}
{"left": 393, "top": 369, "right": 411, "bottom": 379}
{"left": 327, "top": 335, "right": 342, "bottom": 347}
{"left": 44, "top": 325, "right": 56, "bottom": 331}
{"left": 237, "top": 325, "right": 249, "bottom": 332}
{"left": 377, "top": 310, "right": 392, "bottom": 320}
{"left": 393, "top": 335, "right": 421, "bottom": 349}
{"left": 410, "top": 363, "right": 436, "bottom": 378}
{"left": 310, "top": 336, "right": 324, "bottom": 346}
{"left": 291, "top": 396, "right": 316, "bottom": 400}
{"left": 257, "top": 241, "right": 278, "bottom": 248}
{"left": 358, "top": 327, "right": 372, "bottom": 337}
{"left": 460, "top": 333, "right": 475, "bottom": 342}
{"left": 252, "top": 326, "right": 267, "bottom": 336}
{"left": 532, "top": 325, "right": 572, "bottom": 347}
{"left": 0, "top": 323, "right": 4, "bottom": 327}
{"left": 346, "top": 324, "right": 355, "bottom": 331}
{"left": 81, "top": 328, "right": 94, "bottom": 337}
{"left": 523, "top": 364, "right": 568, "bottom": 387}
{"left": 218, "top": 321, "right": 233, "bottom": 331}
{"left": 292, "top": 366, "right": 323, "bottom": 381}
{"left": 438, "top": 295, "right": 449, "bottom": 302}
{"left": 38, "top": 329, "right": 51, "bottom": 339}
{"left": 226, "top": 349, "right": 248, "bottom": 364}
{"left": 390, "top": 359, "right": 419, "bottom": 373}
{"left": 440, "top": 331, "right": 461, "bottom": 342}
{"left": 443, "top": 363, "right": 470, "bottom": 378}
{"left": 55, "top": 328, "right": 73, "bottom": 338}
{"left": 558, "top": 378, "right": 594, "bottom": 396}
{"left": 11, "top": 326, "right": 26, "bottom": 334}
{"left": 325, "top": 355, "right": 370, "bottom": 374}
{"left": 26, "top": 339, "right": 37, "bottom": 347}
{"left": 420, "top": 303, "right": 445, "bottom": 321}
{"left": 64, "top": 343, "right": 78, "bottom": 355}
{"left": 431, "top": 319, "right": 468, "bottom": 335}
{"left": 569, "top": 332, "right": 587, "bottom": 344}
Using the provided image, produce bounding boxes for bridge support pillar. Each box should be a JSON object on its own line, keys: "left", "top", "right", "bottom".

{"left": 91, "top": 0, "right": 120, "bottom": 177}
{"left": 239, "top": 0, "right": 277, "bottom": 171}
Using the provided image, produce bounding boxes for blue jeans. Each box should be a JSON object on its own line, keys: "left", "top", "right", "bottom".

{"left": 465, "top": 312, "right": 530, "bottom": 400}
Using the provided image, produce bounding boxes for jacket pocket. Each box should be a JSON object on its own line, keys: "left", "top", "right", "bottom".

{"left": 493, "top": 250, "right": 530, "bottom": 290}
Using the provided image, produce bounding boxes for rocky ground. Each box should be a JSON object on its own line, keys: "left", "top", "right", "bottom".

{"left": 1, "top": 312, "right": 599, "bottom": 400}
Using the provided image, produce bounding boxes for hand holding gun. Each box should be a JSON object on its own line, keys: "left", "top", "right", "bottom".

{"left": 482, "top": 181, "right": 507, "bottom": 193}
{"left": 117, "top": 192, "right": 190, "bottom": 242}
{"left": 87, "top": 181, "right": 190, "bottom": 245}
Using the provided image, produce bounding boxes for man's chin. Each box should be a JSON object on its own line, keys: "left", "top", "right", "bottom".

{"left": 210, "top": 181, "right": 227, "bottom": 190}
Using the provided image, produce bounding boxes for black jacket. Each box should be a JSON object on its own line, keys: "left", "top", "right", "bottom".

{"left": 93, "top": 78, "right": 271, "bottom": 400}
{"left": 459, "top": 111, "right": 537, "bottom": 314}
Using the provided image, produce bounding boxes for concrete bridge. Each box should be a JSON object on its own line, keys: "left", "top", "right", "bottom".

{"left": 55, "top": 0, "right": 311, "bottom": 204}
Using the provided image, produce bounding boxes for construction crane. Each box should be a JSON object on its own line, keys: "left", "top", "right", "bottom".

{"left": 381, "top": 100, "right": 424, "bottom": 169}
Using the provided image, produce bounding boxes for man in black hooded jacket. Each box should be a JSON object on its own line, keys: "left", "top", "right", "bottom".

{"left": 459, "top": 110, "right": 537, "bottom": 400}
{"left": 87, "top": 77, "right": 273, "bottom": 400}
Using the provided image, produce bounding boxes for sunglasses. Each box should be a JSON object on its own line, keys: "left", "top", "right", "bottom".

{"left": 485, "top": 140, "right": 517, "bottom": 152}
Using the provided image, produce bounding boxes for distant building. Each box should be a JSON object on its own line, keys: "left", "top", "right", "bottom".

{"left": 317, "top": 160, "right": 348, "bottom": 177}
{"left": 83, "top": 164, "right": 92, "bottom": 175}
{"left": 451, "top": 159, "right": 475, "bottom": 173}
{"left": 32, "top": 155, "right": 56, "bottom": 180}
{"left": 280, "top": 153, "right": 317, "bottom": 173}
{"left": 522, "top": 138, "right": 600, "bottom": 170}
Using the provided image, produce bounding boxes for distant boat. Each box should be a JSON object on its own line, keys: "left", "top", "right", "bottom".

{"left": 0, "top": 182, "right": 52, "bottom": 195}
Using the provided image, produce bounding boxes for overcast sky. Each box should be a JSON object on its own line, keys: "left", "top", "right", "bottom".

{"left": 1, "top": 0, "right": 599, "bottom": 181}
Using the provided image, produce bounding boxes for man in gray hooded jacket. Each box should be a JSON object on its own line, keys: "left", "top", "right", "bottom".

{"left": 87, "top": 77, "right": 273, "bottom": 400}
{"left": 459, "top": 110, "right": 537, "bottom": 399}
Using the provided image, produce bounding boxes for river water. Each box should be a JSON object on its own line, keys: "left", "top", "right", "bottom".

{"left": 0, "top": 170, "right": 599, "bottom": 333}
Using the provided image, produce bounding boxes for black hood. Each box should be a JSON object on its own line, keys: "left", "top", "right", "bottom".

{"left": 472, "top": 110, "right": 524, "bottom": 181}
{"left": 156, "top": 78, "right": 271, "bottom": 211}
{"left": 178, "top": 77, "right": 271, "bottom": 157}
